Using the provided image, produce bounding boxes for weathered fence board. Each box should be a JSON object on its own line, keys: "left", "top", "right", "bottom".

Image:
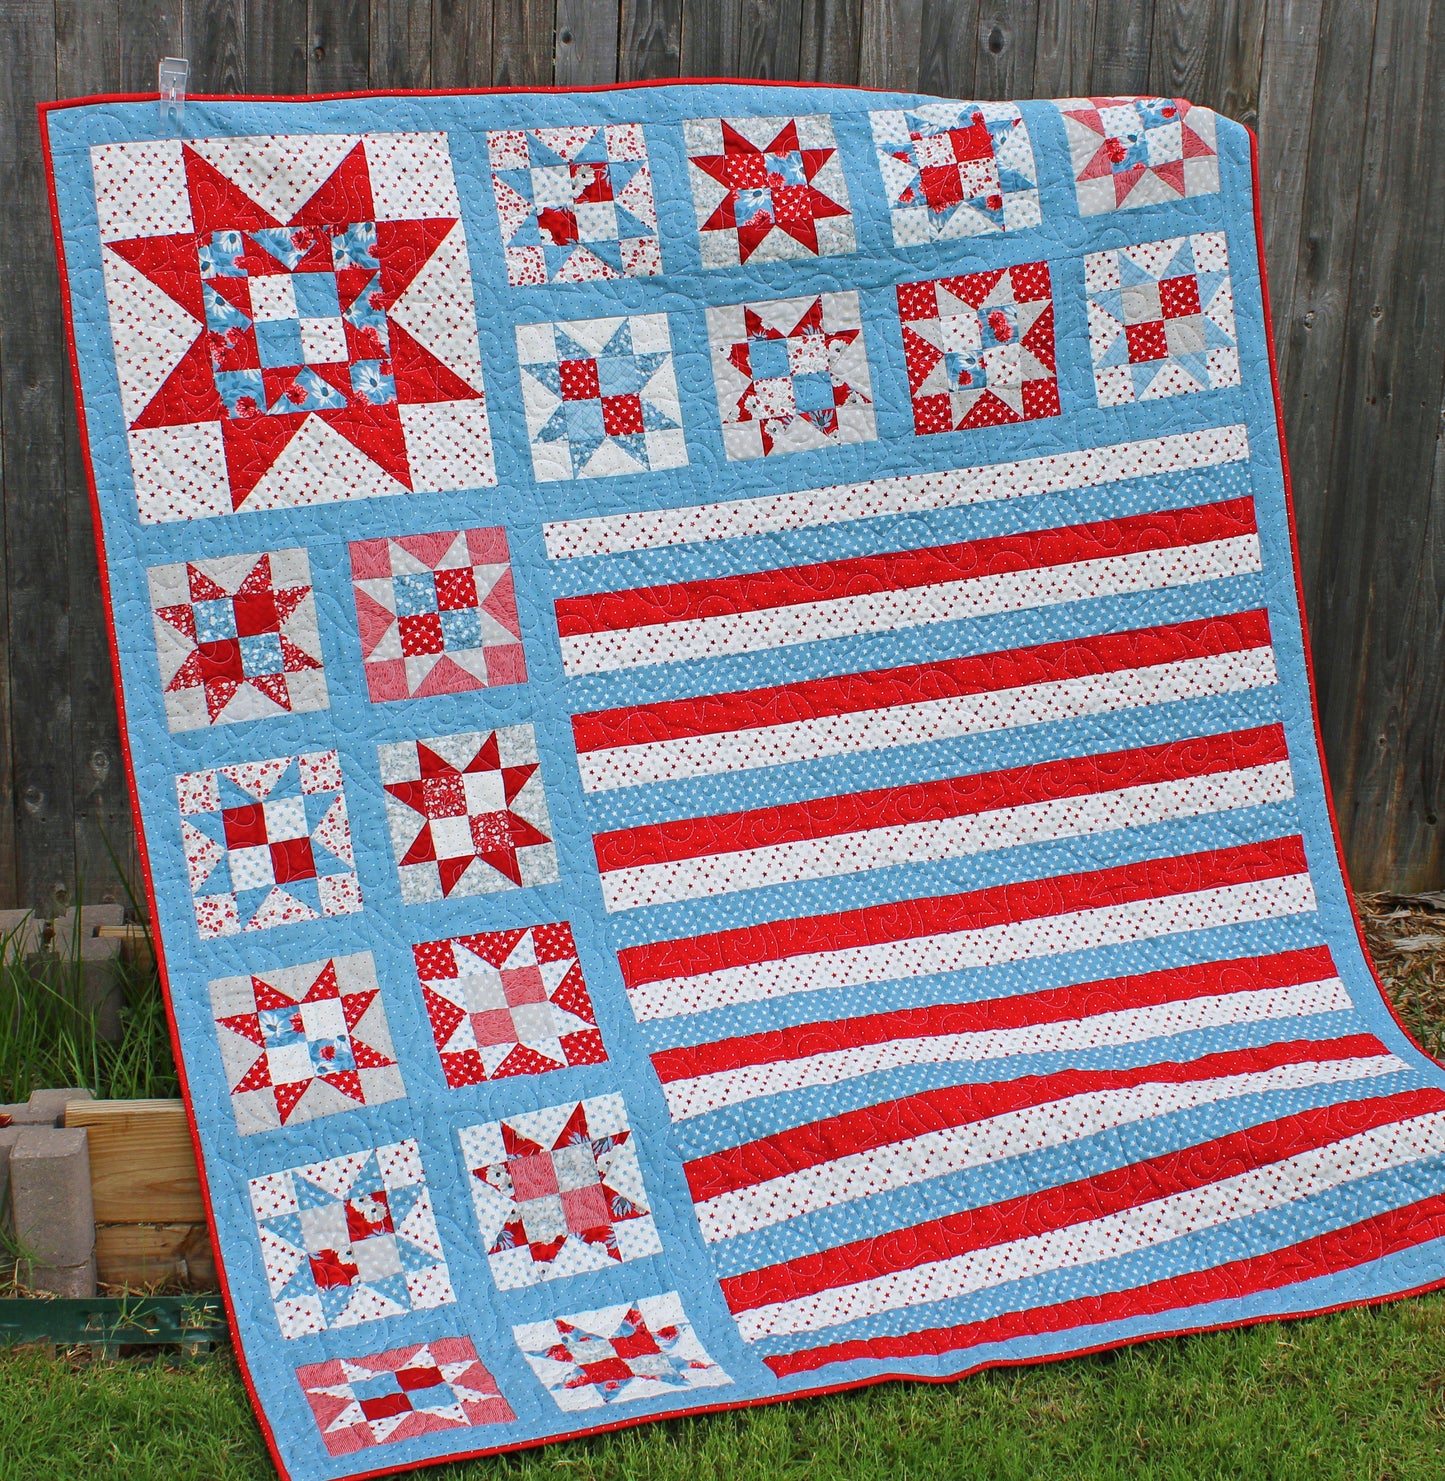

{"left": 1, "top": 0, "right": 1442, "bottom": 900}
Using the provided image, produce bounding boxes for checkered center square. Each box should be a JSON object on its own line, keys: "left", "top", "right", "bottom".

{"left": 349, "top": 526, "right": 526, "bottom": 701}
{"left": 147, "top": 547, "right": 327, "bottom": 731}
{"left": 684, "top": 115, "right": 855, "bottom": 268}
{"left": 210, "top": 952, "right": 405, "bottom": 1135}
{"left": 1056, "top": 95, "right": 1221, "bottom": 214}
{"left": 870, "top": 102, "right": 1041, "bottom": 245}
{"left": 379, "top": 726, "right": 559, "bottom": 903}
{"left": 487, "top": 123, "right": 661, "bottom": 286}
{"left": 296, "top": 1337, "right": 514, "bottom": 1456}
{"left": 249, "top": 1140, "right": 453, "bottom": 1340}
{"left": 706, "top": 292, "right": 876, "bottom": 460}
{"left": 92, "top": 132, "right": 495, "bottom": 524}
{"left": 898, "top": 262, "right": 1060, "bottom": 434}
{"left": 458, "top": 1094, "right": 661, "bottom": 1290}
{"left": 513, "top": 1291, "right": 730, "bottom": 1412}
{"left": 517, "top": 314, "right": 687, "bottom": 481}
{"left": 177, "top": 750, "right": 360, "bottom": 939}
{"left": 1085, "top": 231, "right": 1240, "bottom": 405}
{"left": 413, "top": 922, "right": 606, "bottom": 1086}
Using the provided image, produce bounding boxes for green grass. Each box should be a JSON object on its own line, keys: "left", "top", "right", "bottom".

{"left": 2, "top": 1296, "right": 1445, "bottom": 1480}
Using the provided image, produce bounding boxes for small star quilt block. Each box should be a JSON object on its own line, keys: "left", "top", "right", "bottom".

{"left": 897, "top": 262, "right": 1060, "bottom": 433}
{"left": 870, "top": 101, "right": 1040, "bottom": 243}
{"left": 379, "top": 726, "right": 559, "bottom": 903}
{"left": 249, "top": 1139, "right": 454, "bottom": 1339}
{"left": 413, "top": 922, "right": 606, "bottom": 1086}
{"left": 91, "top": 132, "right": 494, "bottom": 523}
{"left": 487, "top": 124, "right": 660, "bottom": 286}
{"left": 176, "top": 749, "right": 360, "bottom": 939}
{"left": 1086, "top": 230, "right": 1240, "bottom": 405}
{"left": 683, "top": 115, "right": 855, "bottom": 268}
{"left": 707, "top": 291, "right": 876, "bottom": 460}
{"left": 147, "top": 547, "right": 326, "bottom": 731}
{"left": 516, "top": 314, "right": 686, "bottom": 482}
{"left": 460, "top": 1095, "right": 660, "bottom": 1290}
{"left": 208, "top": 952, "right": 404, "bottom": 1135}
{"left": 297, "top": 1337, "right": 514, "bottom": 1457}
{"left": 514, "top": 1291, "right": 730, "bottom": 1412}
{"left": 1056, "top": 95, "right": 1220, "bottom": 214}
{"left": 348, "top": 526, "right": 526, "bottom": 702}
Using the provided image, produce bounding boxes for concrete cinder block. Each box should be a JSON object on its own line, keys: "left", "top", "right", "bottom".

{"left": 9, "top": 1126, "right": 96, "bottom": 1297}
{"left": 0, "top": 1088, "right": 95, "bottom": 1128}
{"left": 50, "top": 907, "right": 127, "bottom": 1043}
{"left": 0, "top": 909, "right": 43, "bottom": 957}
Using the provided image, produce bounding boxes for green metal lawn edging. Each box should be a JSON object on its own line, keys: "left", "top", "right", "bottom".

{"left": 0, "top": 1295, "right": 226, "bottom": 1354}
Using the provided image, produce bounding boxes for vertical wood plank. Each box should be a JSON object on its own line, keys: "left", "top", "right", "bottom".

{"left": 1089, "top": 0, "right": 1156, "bottom": 94}
{"left": 797, "top": 0, "right": 862, "bottom": 81}
{"left": 249, "top": 0, "right": 310, "bottom": 92}
{"left": 917, "top": 0, "right": 982, "bottom": 98}
{"left": 185, "top": 0, "right": 248, "bottom": 91}
{"left": 308, "top": 0, "right": 370, "bottom": 90}
{"left": 370, "top": 0, "right": 433, "bottom": 85}
{"left": 492, "top": 0, "right": 555, "bottom": 82}
{"left": 678, "top": 0, "right": 736, "bottom": 75}
{"left": 858, "top": 0, "right": 923, "bottom": 90}
{"left": 115, "top": 1, "right": 182, "bottom": 92}
{"left": 1031, "top": 0, "right": 1093, "bottom": 96}
{"left": 975, "top": 0, "right": 1038, "bottom": 99}
{"left": 555, "top": 0, "right": 620, "bottom": 83}
{"left": 619, "top": 0, "right": 681, "bottom": 76}
{"left": 1148, "top": 0, "right": 1265, "bottom": 123}
{"left": 433, "top": 0, "right": 494, "bottom": 85}
{"left": 736, "top": 0, "right": 805, "bottom": 78}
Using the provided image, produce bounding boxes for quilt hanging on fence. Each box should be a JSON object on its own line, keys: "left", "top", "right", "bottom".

{"left": 42, "top": 82, "right": 1445, "bottom": 1481}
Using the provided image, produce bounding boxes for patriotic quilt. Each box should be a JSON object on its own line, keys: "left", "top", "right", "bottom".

{"left": 42, "top": 82, "right": 1445, "bottom": 1481}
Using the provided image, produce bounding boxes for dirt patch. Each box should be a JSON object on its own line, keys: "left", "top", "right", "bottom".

{"left": 1356, "top": 891, "right": 1445, "bottom": 1060}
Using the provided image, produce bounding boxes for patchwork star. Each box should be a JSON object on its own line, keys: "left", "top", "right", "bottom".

{"left": 514, "top": 1291, "right": 731, "bottom": 1413}
{"left": 685, "top": 115, "right": 855, "bottom": 267}
{"left": 176, "top": 749, "right": 360, "bottom": 938}
{"left": 1056, "top": 96, "right": 1220, "bottom": 214}
{"left": 209, "top": 952, "right": 404, "bottom": 1134}
{"left": 379, "top": 726, "right": 559, "bottom": 903}
{"left": 517, "top": 313, "right": 686, "bottom": 481}
{"left": 297, "top": 1337, "right": 513, "bottom": 1457}
{"left": 1086, "top": 231, "right": 1240, "bottom": 404}
{"left": 147, "top": 547, "right": 326, "bottom": 730}
{"left": 413, "top": 922, "right": 607, "bottom": 1086}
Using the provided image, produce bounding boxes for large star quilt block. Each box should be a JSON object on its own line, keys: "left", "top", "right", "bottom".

{"left": 516, "top": 314, "right": 686, "bottom": 482}
{"left": 707, "top": 291, "right": 876, "bottom": 460}
{"left": 684, "top": 114, "right": 855, "bottom": 268}
{"left": 379, "top": 726, "right": 559, "bottom": 903}
{"left": 488, "top": 124, "right": 661, "bottom": 286}
{"left": 176, "top": 749, "right": 360, "bottom": 939}
{"left": 413, "top": 922, "right": 607, "bottom": 1086}
{"left": 1086, "top": 231, "right": 1240, "bottom": 404}
{"left": 297, "top": 1337, "right": 514, "bottom": 1457}
{"left": 870, "top": 101, "right": 1040, "bottom": 244}
{"left": 348, "top": 526, "right": 526, "bottom": 701}
{"left": 91, "top": 132, "right": 495, "bottom": 523}
{"left": 250, "top": 1139, "right": 455, "bottom": 1340}
{"left": 460, "top": 1095, "right": 660, "bottom": 1290}
{"left": 514, "top": 1292, "right": 730, "bottom": 1412}
{"left": 897, "top": 262, "right": 1060, "bottom": 433}
{"left": 209, "top": 952, "right": 404, "bottom": 1135}
{"left": 147, "top": 547, "right": 326, "bottom": 731}
{"left": 1056, "top": 96, "right": 1220, "bottom": 215}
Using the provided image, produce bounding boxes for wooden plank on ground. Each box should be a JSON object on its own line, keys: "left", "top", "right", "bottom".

{"left": 556, "top": 0, "right": 620, "bottom": 84}
{"left": 619, "top": 0, "right": 681, "bottom": 77}
{"left": 95, "top": 1223, "right": 216, "bottom": 1290}
{"left": 64, "top": 1099, "right": 204, "bottom": 1224}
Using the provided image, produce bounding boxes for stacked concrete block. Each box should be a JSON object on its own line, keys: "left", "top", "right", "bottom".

{"left": 50, "top": 904, "right": 127, "bottom": 1042}
{"left": 0, "top": 1102, "right": 97, "bottom": 1297}
{"left": 0, "top": 1087, "right": 94, "bottom": 1127}
{"left": 0, "top": 908, "right": 43, "bottom": 958}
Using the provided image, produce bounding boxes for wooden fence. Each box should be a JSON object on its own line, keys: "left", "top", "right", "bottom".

{"left": 0, "top": 0, "right": 1441, "bottom": 908}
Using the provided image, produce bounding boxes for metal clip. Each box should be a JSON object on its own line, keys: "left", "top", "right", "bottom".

{"left": 159, "top": 57, "right": 189, "bottom": 126}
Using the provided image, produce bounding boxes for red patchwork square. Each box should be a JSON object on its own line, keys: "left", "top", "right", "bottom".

{"left": 1126, "top": 319, "right": 1170, "bottom": 363}
{"left": 559, "top": 358, "right": 602, "bottom": 400}
{"left": 1159, "top": 273, "right": 1203, "bottom": 318}
{"left": 602, "top": 394, "right": 645, "bottom": 435}
{"left": 270, "top": 837, "right": 317, "bottom": 885}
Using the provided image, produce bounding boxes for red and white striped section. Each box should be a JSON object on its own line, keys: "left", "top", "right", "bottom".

{"left": 722, "top": 1088, "right": 1445, "bottom": 1342}
{"left": 685, "top": 1030, "right": 1399, "bottom": 1243}
{"left": 766, "top": 1188, "right": 1445, "bottom": 1375}
{"left": 594, "top": 724, "right": 1293, "bottom": 914}
{"left": 650, "top": 947, "right": 1354, "bottom": 1123}
{"left": 554, "top": 498, "right": 1262, "bottom": 676}
{"left": 573, "top": 610, "right": 1279, "bottom": 793}
{"left": 543, "top": 424, "right": 1250, "bottom": 559}
{"left": 615, "top": 836, "right": 1318, "bottom": 1022}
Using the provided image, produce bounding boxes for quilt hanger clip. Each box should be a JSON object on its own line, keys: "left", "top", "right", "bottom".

{"left": 159, "top": 56, "right": 189, "bottom": 126}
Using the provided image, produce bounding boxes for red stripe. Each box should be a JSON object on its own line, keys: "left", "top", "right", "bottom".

{"left": 683, "top": 1033, "right": 1388, "bottom": 1204}
{"left": 594, "top": 724, "right": 1288, "bottom": 873}
{"left": 616, "top": 835, "right": 1311, "bottom": 991}
{"left": 765, "top": 1189, "right": 1445, "bottom": 1376}
{"left": 720, "top": 1088, "right": 1445, "bottom": 1316}
{"left": 649, "top": 943, "right": 1340, "bottom": 1087}
{"left": 573, "top": 610, "right": 1274, "bottom": 755}
{"left": 555, "top": 497, "right": 1259, "bottom": 638}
